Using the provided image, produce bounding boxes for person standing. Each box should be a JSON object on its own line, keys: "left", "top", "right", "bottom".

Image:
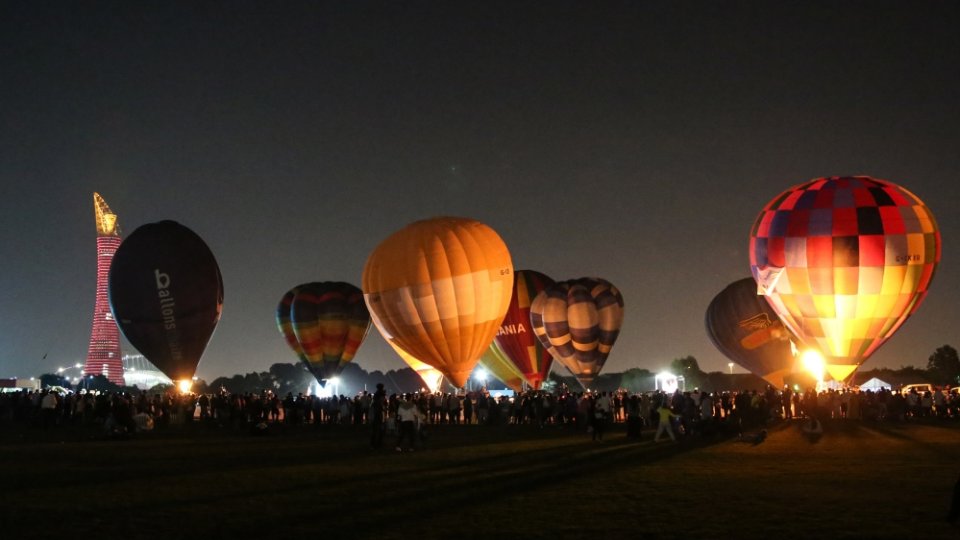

{"left": 592, "top": 392, "right": 611, "bottom": 441}
{"left": 396, "top": 394, "right": 419, "bottom": 452}
{"left": 370, "top": 383, "right": 386, "bottom": 449}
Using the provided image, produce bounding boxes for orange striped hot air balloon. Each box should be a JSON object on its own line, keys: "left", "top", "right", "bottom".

{"left": 362, "top": 216, "right": 514, "bottom": 388}
{"left": 749, "top": 176, "right": 940, "bottom": 382}
{"left": 288, "top": 282, "right": 371, "bottom": 386}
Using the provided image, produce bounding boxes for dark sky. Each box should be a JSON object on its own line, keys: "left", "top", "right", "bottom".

{"left": 2, "top": 1, "right": 958, "bottom": 381}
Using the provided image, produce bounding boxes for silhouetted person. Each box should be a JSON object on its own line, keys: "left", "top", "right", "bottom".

{"left": 370, "top": 383, "right": 386, "bottom": 449}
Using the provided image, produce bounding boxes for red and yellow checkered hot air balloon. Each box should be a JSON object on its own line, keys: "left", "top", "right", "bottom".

{"left": 362, "top": 217, "right": 514, "bottom": 389}
{"left": 749, "top": 176, "right": 941, "bottom": 382}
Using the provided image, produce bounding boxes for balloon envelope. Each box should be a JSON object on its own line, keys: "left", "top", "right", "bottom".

{"left": 705, "top": 277, "right": 798, "bottom": 388}
{"left": 493, "top": 269, "right": 556, "bottom": 389}
{"left": 530, "top": 278, "right": 624, "bottom": 389}
{"left": 289, "top": 282, "right": 371, "bottom": 385}
{"left": 478, "top": 342, "right": 526, "bottom": 393}
{"left": 276, "top": 284, "right": 309, "bottom": 363}
{"left": 109, "top": 220, "right": 223, "bottom": 382}
{"left": 362, "top": 216, "right": 514, "bottom": 388}
{"left": 386, "top": 341, "right": 446, "bottom": 394}
{"left": 749, "top": 176, "right": 940, "bottom": 381}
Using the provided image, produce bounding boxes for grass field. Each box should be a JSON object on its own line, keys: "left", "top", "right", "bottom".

{"left": 2, "top": 419, "right": 959, "bottom": 539}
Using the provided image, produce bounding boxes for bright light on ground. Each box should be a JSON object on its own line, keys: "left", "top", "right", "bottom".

{"left": 801, "top": 350, "right": 825, "bottom": 382}
{"left": 177, "top": 380, "right": 192, "bottom": 393}
{"left": 655, "top": 371, "right": 678, "bottom": 394}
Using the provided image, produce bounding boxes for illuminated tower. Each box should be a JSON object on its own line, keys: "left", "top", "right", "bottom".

{"left": 84, "top": 193, "right": 125, "bottom": 384}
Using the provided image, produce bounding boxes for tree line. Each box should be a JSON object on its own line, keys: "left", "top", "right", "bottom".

{"left": 38, "top": 344, "right": 958, "bottom": 397}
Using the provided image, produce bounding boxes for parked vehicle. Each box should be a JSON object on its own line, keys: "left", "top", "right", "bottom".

{"left": 901, "top": 383, "right": 935, "bottom": 395}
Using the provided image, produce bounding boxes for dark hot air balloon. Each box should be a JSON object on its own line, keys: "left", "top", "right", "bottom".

{"left": 705, "top": 277, "right": 798, "bottom": 388}
{"left": 109, "top": 220, "right": 222, "bottom": 386}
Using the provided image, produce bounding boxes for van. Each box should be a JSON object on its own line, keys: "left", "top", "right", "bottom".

{"left": 900, "top": 383, "right": 935, "bottom": 395}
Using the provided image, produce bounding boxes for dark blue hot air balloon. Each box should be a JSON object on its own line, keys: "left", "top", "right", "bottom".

{"left": 109, "top": 220, "right": 223, "bottom": 383}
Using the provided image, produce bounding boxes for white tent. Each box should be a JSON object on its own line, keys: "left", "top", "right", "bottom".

{"left": 858, "top": 377, "right": 892, "bottom": 391}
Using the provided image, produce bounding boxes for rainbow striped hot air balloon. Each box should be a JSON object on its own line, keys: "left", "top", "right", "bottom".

{"left": 285, "top": 282, "right": 371, "bottom": 386}
{"left": 749, "top": 176, "right": 940, "bottom": 382}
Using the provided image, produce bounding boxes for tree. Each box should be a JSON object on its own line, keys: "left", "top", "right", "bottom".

{"left": 39, "top": 373, "right": 71, "bottom": 390}
{"left": 927, "top": 345, "right": 960, "bottom": 385}
{"left": 620, "top": 368, "right": 654, "bottom": 393}
{"left": 670, "top": 355, "right": 705, "bottom": 390}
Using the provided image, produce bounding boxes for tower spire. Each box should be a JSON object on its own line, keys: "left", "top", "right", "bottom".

{"left": 85, "top": 192, "right": 124, "bottom": 385}
{"left": 93, "top": 192, "right": 120, "bottom": 236}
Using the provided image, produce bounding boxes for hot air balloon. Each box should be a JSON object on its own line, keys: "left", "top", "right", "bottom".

{"left": 362, "top": 216, "right": 514, "bottom": 388}
{"left": 276, "top": 284, "right": 309, "bottom": 364}
{"left": 288, "top": 282, "right": 371, "bottom": 386}
{"left": 749, "top": 176, "right": 940, "bottom": 382}
{"left": 478, "top": 342, "right": 526, "bottom": 393}
{"left": 530, "top": 278, "right": 624, "bottom": 389}
{"left": 386, "top": 341, "right": 446, "bottom": 394}
{"left": 493, "top": 269, "right": 556, "bottom": 389}
{"left": 109, "top": 220, "right": 223, "bottom": 386}
{"left": 705, "top": 277, "right": 799, "bottom": 388}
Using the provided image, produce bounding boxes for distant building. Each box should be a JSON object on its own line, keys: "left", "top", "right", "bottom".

{"left": 0, "top": 378, "right": 40, "bottom": 393}
{"left": 84, "top": 193, "right": 124, "bottom": 384}
{"left": 122, "top": 355, "right": 172, "bottom": 390}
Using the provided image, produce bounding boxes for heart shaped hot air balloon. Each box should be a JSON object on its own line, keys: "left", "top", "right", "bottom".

{"left": 749, "top": 176, "right": 940, "bottom": 382}
{"left": 493, "top": 269, "right": 556, "bottom": 389}
{"left": 705, "top": 277, "right": 799, "bottom": 388}
{"left": 109, "top": 221, "right": 223, "bottom": 385}
{"left": 530, "top": 278, "right": 624, "bottom": 389}
{"left": 362, "top": 216, "right": 514, "bottom": 389}
{"left": 286, "top": 282, "right": 371, "bottom": 386}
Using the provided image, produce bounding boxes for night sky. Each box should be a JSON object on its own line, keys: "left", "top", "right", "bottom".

{"left": 2, "top": 2, "right": 958, "bottom": 382}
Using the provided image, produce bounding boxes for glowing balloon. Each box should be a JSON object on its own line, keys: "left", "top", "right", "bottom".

{"left": 362, "top": 216, "right": 514, "bottom": 388}
{"left": 493, "top": 269, "right": 556, "bottom": 389}
{"left": 478, "top": 342, "right": 526, "bottom": 393}
{"left": 749, "top": 176, "right": 940, "bottom": 381}
{"left": 386, "top": 341, "right": 446, "bottom": 394}
{"left": 705, "top": 277, "right": 798, "bottom": 388}
{"left": 289, "top": 282, "right": 371, "bottom": 385}
{"left": 109, "top": 220, "right": 223, "bottom": 382}
{"left": 530, "top": 278, "right": 624, "bottom": 389}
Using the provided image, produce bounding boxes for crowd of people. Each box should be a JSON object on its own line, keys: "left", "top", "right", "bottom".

{"left": 3, "top": 383, "right": 960, "bottom": 444}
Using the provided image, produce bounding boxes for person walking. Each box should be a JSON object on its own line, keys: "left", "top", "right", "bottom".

{"left": 654, "top": 403, "right": 680, "bottom": 442}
